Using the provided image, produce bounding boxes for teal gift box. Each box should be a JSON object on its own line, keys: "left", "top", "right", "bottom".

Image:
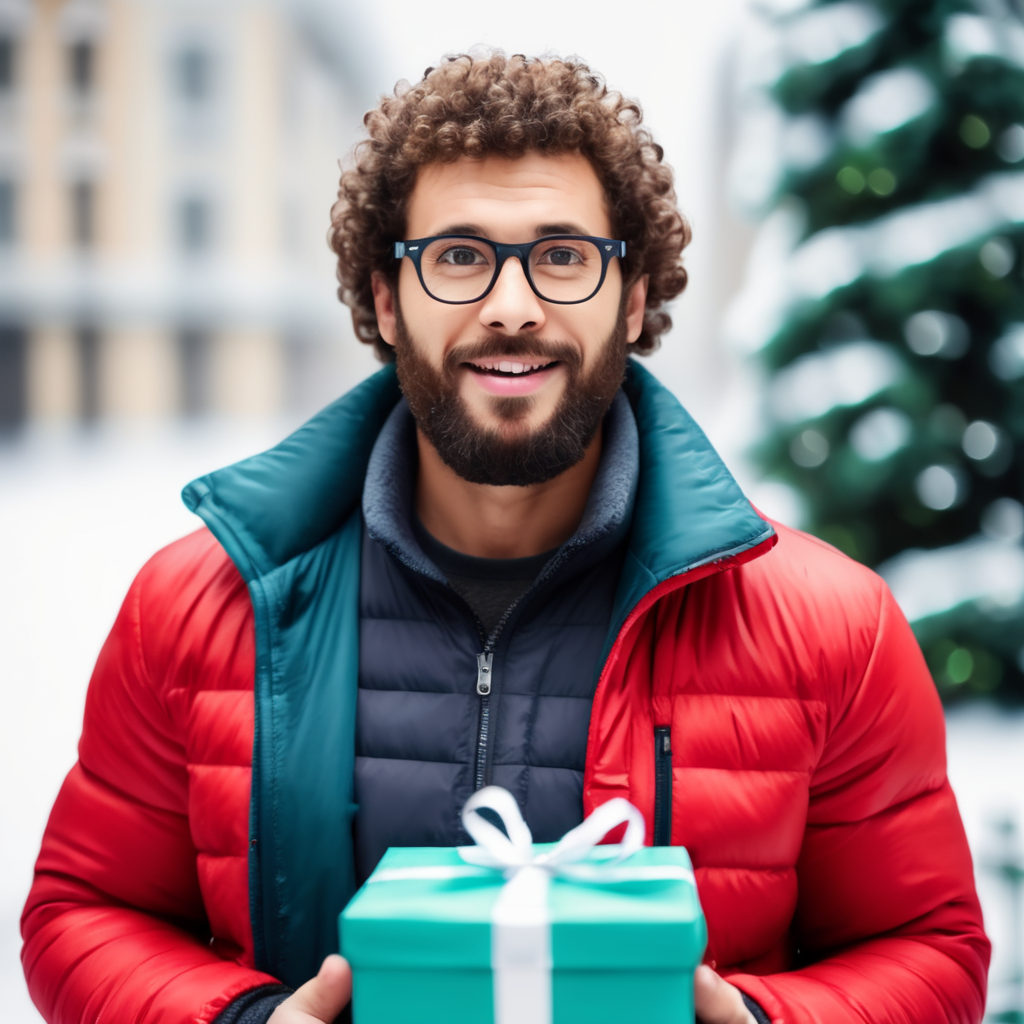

{"left": 340, "top": 789, "right": 707, "bottom": 1024}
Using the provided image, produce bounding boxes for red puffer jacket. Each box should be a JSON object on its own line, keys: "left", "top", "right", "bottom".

{"left": 23, "top": 518, "right": 988, "bottom": 1023}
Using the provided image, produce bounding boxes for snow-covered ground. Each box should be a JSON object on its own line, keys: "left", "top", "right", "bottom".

{"left": 946, "top": 704, "right": 1024, "bottom": 1021}
{"left": 0, "top": 416, "right": 303, "bottom": 1019}
{"left": 1, "top": 422, "right": 1022, "bottom": 1020}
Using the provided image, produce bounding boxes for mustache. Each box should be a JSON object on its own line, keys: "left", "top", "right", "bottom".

{"left": 444, "top": 334, "right": 582, "bottom": 372}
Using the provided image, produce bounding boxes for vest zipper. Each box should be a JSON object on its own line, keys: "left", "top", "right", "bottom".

{"left": 653, "top": 725, "right": 673, "bottom": 846}
{"left": 467, "top": 540, "right": 577, "bottom": 791}
{"left": 474, "top": 652, "right": 494, "bottom": 790}
{"left": 472, "top": 596, "right": 521, "bottom": 791}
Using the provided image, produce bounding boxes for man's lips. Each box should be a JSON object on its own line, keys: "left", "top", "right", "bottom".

{"left": 464, "top": 357, "right": 558, "bottom": 376}
{"left": 461, "top": 356, "right": 562, "bottom": 396}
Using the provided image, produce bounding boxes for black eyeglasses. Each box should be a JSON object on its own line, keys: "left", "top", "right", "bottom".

{"left": 393, "top": 234, "right": 627, "bottom": 305}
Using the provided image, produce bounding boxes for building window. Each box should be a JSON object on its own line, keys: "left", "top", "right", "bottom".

{"left": 0, "top": 35, "right": 15, "bottom": 93}
{"left": 176, "top": 45, "right": 211, "bottom": 105}
{"left": 0, "top": 180, "right": 14, "bottom": 244}
{"left": 0, "top": 323, "right": 28, "bottom": 432}
{"left": 178, "top": 195, "right": 211, "bottom": 255}
{"left": 178, "top": 327, "right": 211, "bottom": 415}
{"left": 69, "top": 39, "right": 94, "bottom": 96}
{"left": 72, "top": 180, "right": 95, "bottom": 248}
{"left": 77, "top": 325, "right": 100, "bottom": 422}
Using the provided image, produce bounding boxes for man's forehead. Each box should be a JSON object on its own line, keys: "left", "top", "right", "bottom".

{"left": 405, "top": 152, "right": 613, "bottom": 238}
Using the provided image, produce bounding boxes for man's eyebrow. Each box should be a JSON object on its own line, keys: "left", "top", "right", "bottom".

{"left": 429, "top": 224, "right": 487, "bottom": 237}
{"left": 534, "top": 222, "right": 590, "bottom": 237}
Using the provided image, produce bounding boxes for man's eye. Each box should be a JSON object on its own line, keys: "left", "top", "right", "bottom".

{"left": 437, "top": 247, "right": 487, "bottom": 266}
{"left": 538, "top": 247, "right": 584, "bottom": 266}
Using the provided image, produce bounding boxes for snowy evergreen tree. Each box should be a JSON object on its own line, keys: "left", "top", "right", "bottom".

{"left": 728, "top": 0, "right": 1024, "bottom": 702}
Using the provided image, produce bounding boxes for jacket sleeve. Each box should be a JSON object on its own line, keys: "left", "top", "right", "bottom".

{"left": 21, "top": 546, "right": 280, "bottom": 1023}
{"left": 727, "top": 583, "right": 990, "bottom": 1024}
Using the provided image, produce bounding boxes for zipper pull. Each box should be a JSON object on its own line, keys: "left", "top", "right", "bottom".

{"left": 476, "top": 652, "right": 493, "bottom": 695}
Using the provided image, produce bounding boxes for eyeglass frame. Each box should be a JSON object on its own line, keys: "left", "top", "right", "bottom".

{"left": 392, "top": 234, "right": 628, "bottom": 305}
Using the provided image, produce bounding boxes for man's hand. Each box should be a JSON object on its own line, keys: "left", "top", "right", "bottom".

{"left": 268, "top": 955, "right": 352, "bottom": 1023}
{"left": 265, "top": 955, "right": 752, "bottom": 1024}
{"left": 695, "top": 964, "right": 759, "bottom": 1024}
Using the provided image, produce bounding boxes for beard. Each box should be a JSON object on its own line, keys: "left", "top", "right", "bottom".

{"left": 393, "top": 302, "right": 630, "bottom": 487}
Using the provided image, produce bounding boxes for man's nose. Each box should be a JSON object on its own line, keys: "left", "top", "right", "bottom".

{"left": 477, "top": 257, "right": 546, "bottom": 335}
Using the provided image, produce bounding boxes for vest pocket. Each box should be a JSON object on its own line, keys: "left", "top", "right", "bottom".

{"left": 653, "top": 725, "right": 673, "bottom": 846}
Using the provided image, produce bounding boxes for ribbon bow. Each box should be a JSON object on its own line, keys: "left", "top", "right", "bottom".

{"left": 458, "top": 785, "right": 648, "bottom": 881}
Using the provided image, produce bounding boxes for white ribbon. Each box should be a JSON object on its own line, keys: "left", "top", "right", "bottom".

{"left": 369, "top": 787, "right": 695, "bottom": 1024}
{"left": 462, "top": 787, "right": 693, "bottom": 1024}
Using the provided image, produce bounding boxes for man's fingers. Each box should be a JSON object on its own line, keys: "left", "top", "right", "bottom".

{"left": 694, "top": 964, "right": 756, "bottom": 1024}
{"left": 289, "top": 955, "right": 353, "bottom": 1022}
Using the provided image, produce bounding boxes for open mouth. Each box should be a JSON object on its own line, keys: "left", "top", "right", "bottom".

{"left": 465, "top": 358, "right": 559, "bottom": 377}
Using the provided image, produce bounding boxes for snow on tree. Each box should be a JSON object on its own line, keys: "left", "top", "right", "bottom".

{"left": 727, "top": 0, "right": 1024, "bottom": 702}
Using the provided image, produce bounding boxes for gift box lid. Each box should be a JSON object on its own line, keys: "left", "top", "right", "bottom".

{"left": 341, "top": 845, "right": 707, "bottom": 971}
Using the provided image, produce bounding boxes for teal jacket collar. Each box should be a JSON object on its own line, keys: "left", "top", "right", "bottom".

{"left": 183, "top": 359, "right": 772, "bottom": 613}
{"left": 182, "top": 359, "right": 773, "bottom": 988}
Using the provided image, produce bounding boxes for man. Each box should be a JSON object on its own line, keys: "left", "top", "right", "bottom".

{"left": 23, "top": 54, "right": 988, "bottom": 1024}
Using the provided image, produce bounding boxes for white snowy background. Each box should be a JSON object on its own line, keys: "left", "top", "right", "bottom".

{"left": 4, "top": 0, "right": 1024, "bottom": 1018}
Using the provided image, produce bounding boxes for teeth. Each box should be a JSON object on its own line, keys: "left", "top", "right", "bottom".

{"left": 470, "top": 358, "right": 549, "bottom": 374}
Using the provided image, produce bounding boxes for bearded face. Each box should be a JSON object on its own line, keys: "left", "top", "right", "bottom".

{"left": 393, "top": 300, "right": 630, "bottom": 487}
{"left": 373, "top": 153, "right": 644, "bottom": 488}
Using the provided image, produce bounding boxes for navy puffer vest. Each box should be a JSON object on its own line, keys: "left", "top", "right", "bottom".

{"left": 354, "top": 392, "right": 639, "bottom": 882}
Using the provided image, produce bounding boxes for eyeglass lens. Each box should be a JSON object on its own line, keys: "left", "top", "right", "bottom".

{"left": 418, "top": 237, "right": 605, "bottom": 303}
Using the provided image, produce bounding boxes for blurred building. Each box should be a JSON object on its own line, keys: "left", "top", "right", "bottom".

{"left": 0, "top": 0, "right": 376, "bottom": 433}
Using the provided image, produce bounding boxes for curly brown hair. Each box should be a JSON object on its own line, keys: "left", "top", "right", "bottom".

{"left": 329, "top": 52, "right": 691, "bottom": 361}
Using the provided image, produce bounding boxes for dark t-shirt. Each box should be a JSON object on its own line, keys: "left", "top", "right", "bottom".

{"left": 412, "top": 515, "right": 557, "bottom": 637}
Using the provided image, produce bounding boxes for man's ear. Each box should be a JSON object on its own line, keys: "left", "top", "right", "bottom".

{"left": 625, "top": 275, "right": 649, "bottom": 345}
{"left": 372, "top": 272, "right": 398, "bottom": 349}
